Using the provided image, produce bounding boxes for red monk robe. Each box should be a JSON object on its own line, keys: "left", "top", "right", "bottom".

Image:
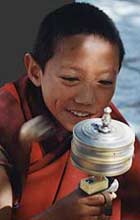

{"left": 0, "top": 75, "right": 140, "bottom": 220}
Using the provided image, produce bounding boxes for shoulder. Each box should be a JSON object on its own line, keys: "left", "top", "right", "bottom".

{"left": 0, "top": 83, "right": 20, "bottom": 115}
{"left": 0, "top": 82, "right": 25, "bottom": 150}
{"left": 0, "top": 81, "right": 24, "bottom": 124}
{"left": 110, "top": 102, "right": 128, "bottom": 124}
{"left": 110, "top": 102, "right": 140, "bottom": 144}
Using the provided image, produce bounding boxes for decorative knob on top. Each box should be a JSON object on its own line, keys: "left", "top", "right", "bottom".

{"left": 99, "top": 106, "right": 112, "bottom": 133}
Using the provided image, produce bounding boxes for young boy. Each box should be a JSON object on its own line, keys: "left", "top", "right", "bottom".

{"left": 0, "top": 2, "right": 140, "bottom": 220}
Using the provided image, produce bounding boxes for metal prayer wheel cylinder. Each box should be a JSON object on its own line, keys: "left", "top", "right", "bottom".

{"left": 71, "top": 107, "right": 135, "bottom": 177}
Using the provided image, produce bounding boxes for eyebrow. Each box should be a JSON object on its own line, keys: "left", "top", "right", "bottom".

{"left": 61, "top": 65, "right": 85, "bottom": 74}
{"left": 61, "top": 62, "right": 119, "bottom": 75}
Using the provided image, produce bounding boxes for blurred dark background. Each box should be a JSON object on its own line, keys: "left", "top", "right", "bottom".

{"left": 0, "top": 0, "right": 74, "bottom": 85}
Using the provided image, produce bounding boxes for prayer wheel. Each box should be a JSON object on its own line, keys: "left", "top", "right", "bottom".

{"left": 71, "top": 107, "right": 135, "bottom": 195}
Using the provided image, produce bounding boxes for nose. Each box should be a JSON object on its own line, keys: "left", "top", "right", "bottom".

{"left": 74, "top": 83, "right": 95, "bottom": 105}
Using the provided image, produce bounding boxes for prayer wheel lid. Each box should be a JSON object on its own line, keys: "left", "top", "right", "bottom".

{"left": 73, "top": 107, "right": 135, "bottom": 150}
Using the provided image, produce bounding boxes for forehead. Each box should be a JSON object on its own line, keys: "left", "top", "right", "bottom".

{"left": 55, "top": 34, "right": 119, "bottom": 56}
{"left": 50, "top": 34, "right": 119, "bottom": 72}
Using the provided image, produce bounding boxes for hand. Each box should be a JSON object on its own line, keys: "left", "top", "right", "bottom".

{"left": 35, "top": 189, "right": 115, "bottom": 220}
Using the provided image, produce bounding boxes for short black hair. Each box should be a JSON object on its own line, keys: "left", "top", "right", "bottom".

{"left": 31, "top": 2, "right": 125, "bottom": 71}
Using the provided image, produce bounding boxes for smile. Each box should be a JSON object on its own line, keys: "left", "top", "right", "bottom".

{"left": 68, "top": 110, "right": 91, "bottom": 117}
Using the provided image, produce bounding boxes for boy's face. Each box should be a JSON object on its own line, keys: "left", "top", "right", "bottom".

{"left": 32, "top": 35, "right": 120, "bottom": 131}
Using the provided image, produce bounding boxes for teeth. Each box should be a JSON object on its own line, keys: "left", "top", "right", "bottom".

{"left": 70, "top": 110, "right": 90, "bottom": 117}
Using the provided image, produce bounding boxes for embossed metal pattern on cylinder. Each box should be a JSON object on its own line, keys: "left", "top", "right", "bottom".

{"left": 71, "top": 118, "right": 135, "bottom": 177}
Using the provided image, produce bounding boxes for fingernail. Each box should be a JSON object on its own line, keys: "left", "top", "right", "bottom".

{"left": 111, "top": 192, "right": 117, "bottom": 199}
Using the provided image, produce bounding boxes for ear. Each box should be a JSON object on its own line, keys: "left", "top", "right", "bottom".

{"left": 24, "top": 53, "right": 42, "bottom": 87}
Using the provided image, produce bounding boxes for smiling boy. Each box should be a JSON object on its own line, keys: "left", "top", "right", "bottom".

{"left": 0, "top": 2, "right": 140, "bottom": 220}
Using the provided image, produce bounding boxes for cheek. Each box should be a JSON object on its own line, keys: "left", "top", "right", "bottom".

{"left": 54, "top": 89, "right": 75, "bottom": 110}
{"left": 42, "top": 83, "right": 75, "bottom": 113}
{"left": 96, "top": 87, "right": 115, "bottom": 107}
{"left": 106, "top": 90, "right": 115, "bottom": 105}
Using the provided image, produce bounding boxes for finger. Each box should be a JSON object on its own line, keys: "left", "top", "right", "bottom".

{"left": 100, "top": 191, "right": 117, "bottom": 202}
{"left": 81, "top": 194, "right": 105, "bottom": 206}
{"left": 101, "top": 192, "right": 112, "bottom": 216}
{"left": 80, "top": 191, "right": 116, "bottom": 206}
{"left": 81, "top": 204, "right": 103, "bottom": 216}
{"left": 110, "top": 192, "right": 117, "bottom": 200}
{"left": 89, "top": 206, "right": 103, "bottom": 216}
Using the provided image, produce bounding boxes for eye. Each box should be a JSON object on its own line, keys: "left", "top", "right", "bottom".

{"left": 61, "top": 76, "right": 79, "bottom": 82}
{"left": 60, "top": 76, "right": 80, "bottom": 86}
{"left": 98, "top": 80, "right": 113, "bottom": 86}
